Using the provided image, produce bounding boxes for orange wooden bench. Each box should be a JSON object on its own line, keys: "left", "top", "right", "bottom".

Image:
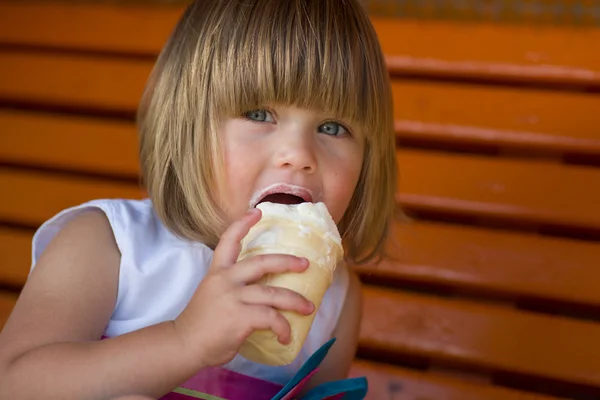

{"left": 2, "top": 2, "right": 600, "bottom": 399}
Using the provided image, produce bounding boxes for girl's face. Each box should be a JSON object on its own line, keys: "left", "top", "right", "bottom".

{"left": 220, "top": 105, "right": 365, "bottom": 225}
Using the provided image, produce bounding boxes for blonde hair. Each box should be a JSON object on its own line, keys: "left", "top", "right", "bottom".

{"left": 137, "top": 0, "right": 397, "bottom": 264}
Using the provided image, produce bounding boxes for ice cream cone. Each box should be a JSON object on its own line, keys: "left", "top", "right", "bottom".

{"left": 237, "top": 202, "right": 344, "bottom": 366}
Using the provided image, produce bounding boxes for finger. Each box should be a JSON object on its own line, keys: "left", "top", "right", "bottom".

{"left": 245, "top": 305, "right": 293, "bottom": 345}
{"left": 212, "top": 208, "right": 262, "bottom": 269}
{"left": 228, "top": 254, "right": 309, "bottom": 284}
{"left": 238, "top": 284, "right": 314, "bottom": 315}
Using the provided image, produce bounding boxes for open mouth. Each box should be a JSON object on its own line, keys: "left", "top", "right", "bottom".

{"left": 257, "top": 193, "right": 307, "bottom": 206}
{"left": 251, "top": 184, "right": 314, "bottom": 208}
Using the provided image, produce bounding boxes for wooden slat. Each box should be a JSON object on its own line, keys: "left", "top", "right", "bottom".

{"left": 392, "top": 81, "right": 600, "bottom": 155}
{"left": 398, "top": 149, "right": 600, "bottom": 230}
{"left": 350, "top": 360, "right": 559, "bottom": 400}
{"left": 0, "top": 110, "right": 140, "bottom": 177}
{"left": 360, "top": 286, "right": 600, "bottom": 387}
{"left": 4, "top": 217, "right": 600, "bottom": 308}
{"left": 0, "top": 291, "right": 18, "bottom": 330}
{"left": 357, "top": 220, "right": 600, "bottom": 307}
{"left": 0, "top": 168, "right": 143, "bottom": 227}
{"left": 2, "top": 2, "right": 600, "bottom": 85}
{"left": 4, "top": 78, "right": 600, "bottom": 172}
{"left": 3, "top": 31, "right": 599, "bottom": 157}
{"left": 2, "top": 217, "right": 600, "bottom": 309}
{"left": 3, "top": 147, "right": 600, "bottom": 232}
{"left": 0, "top": 1, "right": 182, "bottom": 55}
{"left": 0, "top": 228, "right": 32, "bottom": 288}
{"left": 0, "top": 51, "right": 150, "bottom": 112}
{"left": 377, "top": 20, "right": 600, "bottom": 86}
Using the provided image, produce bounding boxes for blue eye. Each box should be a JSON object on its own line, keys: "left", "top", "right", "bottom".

{"left": 244, "top": 109, "right": 274, "bottom": 123}
{"left": 318, "top": 121, "right": 348, "bottom": 137}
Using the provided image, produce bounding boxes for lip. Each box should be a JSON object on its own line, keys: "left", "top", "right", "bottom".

{"left": 249, "top": 183, "right": 315, "bottom": 208}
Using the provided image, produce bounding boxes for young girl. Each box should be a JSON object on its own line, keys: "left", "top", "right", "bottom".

{"left": 0, "top": 0, "right": 396, "bottom": 398}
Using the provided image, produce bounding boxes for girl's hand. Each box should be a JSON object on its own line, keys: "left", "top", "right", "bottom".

{"left": 174, "top": 208, "right": 314, "bottom": 368}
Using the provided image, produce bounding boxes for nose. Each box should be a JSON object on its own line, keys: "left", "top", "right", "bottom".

{"left": 272, "top": 129, "right": 317, "bottom": 173}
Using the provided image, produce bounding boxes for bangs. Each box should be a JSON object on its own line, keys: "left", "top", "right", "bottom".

{"left": 204, "top": 0, "right": 388, "bottom": 134}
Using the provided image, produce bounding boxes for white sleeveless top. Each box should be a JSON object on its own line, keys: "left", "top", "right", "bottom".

{"left": 30, "top": 198, "right": 349, "bottom": 385}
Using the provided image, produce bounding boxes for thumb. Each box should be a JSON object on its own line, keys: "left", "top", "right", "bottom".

{"left": 211, "top": 208, "right": 261, "bottom": 270}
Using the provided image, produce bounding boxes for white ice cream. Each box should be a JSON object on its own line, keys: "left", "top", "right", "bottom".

{"left": 255, "top": 201, "right": 341, "bottom": 245}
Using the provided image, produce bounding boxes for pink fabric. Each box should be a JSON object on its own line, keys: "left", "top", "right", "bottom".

{"left": 173, "top": 365, "right": 284, "bottom": 399}
{"left": 100, "top": 336, "right": 314, "bottom": 400}
{"left": 158, "top": 392, "right": 197, "bottom": 400}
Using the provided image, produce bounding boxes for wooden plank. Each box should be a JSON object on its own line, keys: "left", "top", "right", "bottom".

{"left": 398, "top": 149, "right": 600, "bottom": 230}
{"left": 0, "top": 168, "right": 143, "bottom": 227}
{"left": 360, "top": 286, "right": 600, "bottom": 387}
{"left": 4, "top": 79, "right": 600, "bottom": 171}
{"left": 350, "top": 360, "right": 559, "bottom": 400}
{"left": 4, "top": 216, "right": 600, "bottom": 307}
{"left": 1, "top": 2, "right": 600, "bottom": 85}
{"left": 0, "top": 228, "right": 32, "bottom": 288}
{"left": 0, "top": 1, "right": 182, "bottom": 56}
{"left": 0, "top": 291, "right": 18, "bottom": 330}
{"left": 2, "top": 44, "right": 599, "bottom": 158}
{"left": 2, "top": 146, "right": 600, "bottom": 231}
{"left": 0, "top": 110, "right": 140, "bottom": 177}
{"left": 377, "top": 20, "right": 600, "bottom": 86}
{"left": 392, "top": 81, "right": 600, "bottom": 155}
{"left": 3, "top": 217, "right": 600, "bottom": 307}
{"left": 357, "top": 221, "right": 600, "bottom": 307}
{"left": 0, "top": 50, "right": 150, "bottom": 112}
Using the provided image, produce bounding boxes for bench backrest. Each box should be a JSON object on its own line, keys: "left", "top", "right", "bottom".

{"left": 1, "top": 2, "right": 600, "bottom": 399}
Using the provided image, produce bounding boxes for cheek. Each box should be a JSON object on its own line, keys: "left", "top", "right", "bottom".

{"left": 224, "top": 138, "right": 255, "bottom": 183}
{"left": 222, "top": 143, "right": 257, "bottom": 217}
{"left": 334, "top": 158, "right": 361, "bottom": 188}
{"left": 327, "top": 151, "right": 364, "bottom": 222}
{"left": 224, "top": 147, "right": 242, "bottom": 183}
{"left": 221, "top": 120, "right": 255, "bottom": 186}
{"left": 341, "top": 143, "right": 364, "bottom": 187}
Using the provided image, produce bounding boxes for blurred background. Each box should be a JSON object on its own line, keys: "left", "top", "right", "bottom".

{"left": 1, "top": 0, "right": 600, "bottom": 399}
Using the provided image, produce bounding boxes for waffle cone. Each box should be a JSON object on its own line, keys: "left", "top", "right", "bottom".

{"left": 236, "top": 203, "right": 343, "bottom": 366}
